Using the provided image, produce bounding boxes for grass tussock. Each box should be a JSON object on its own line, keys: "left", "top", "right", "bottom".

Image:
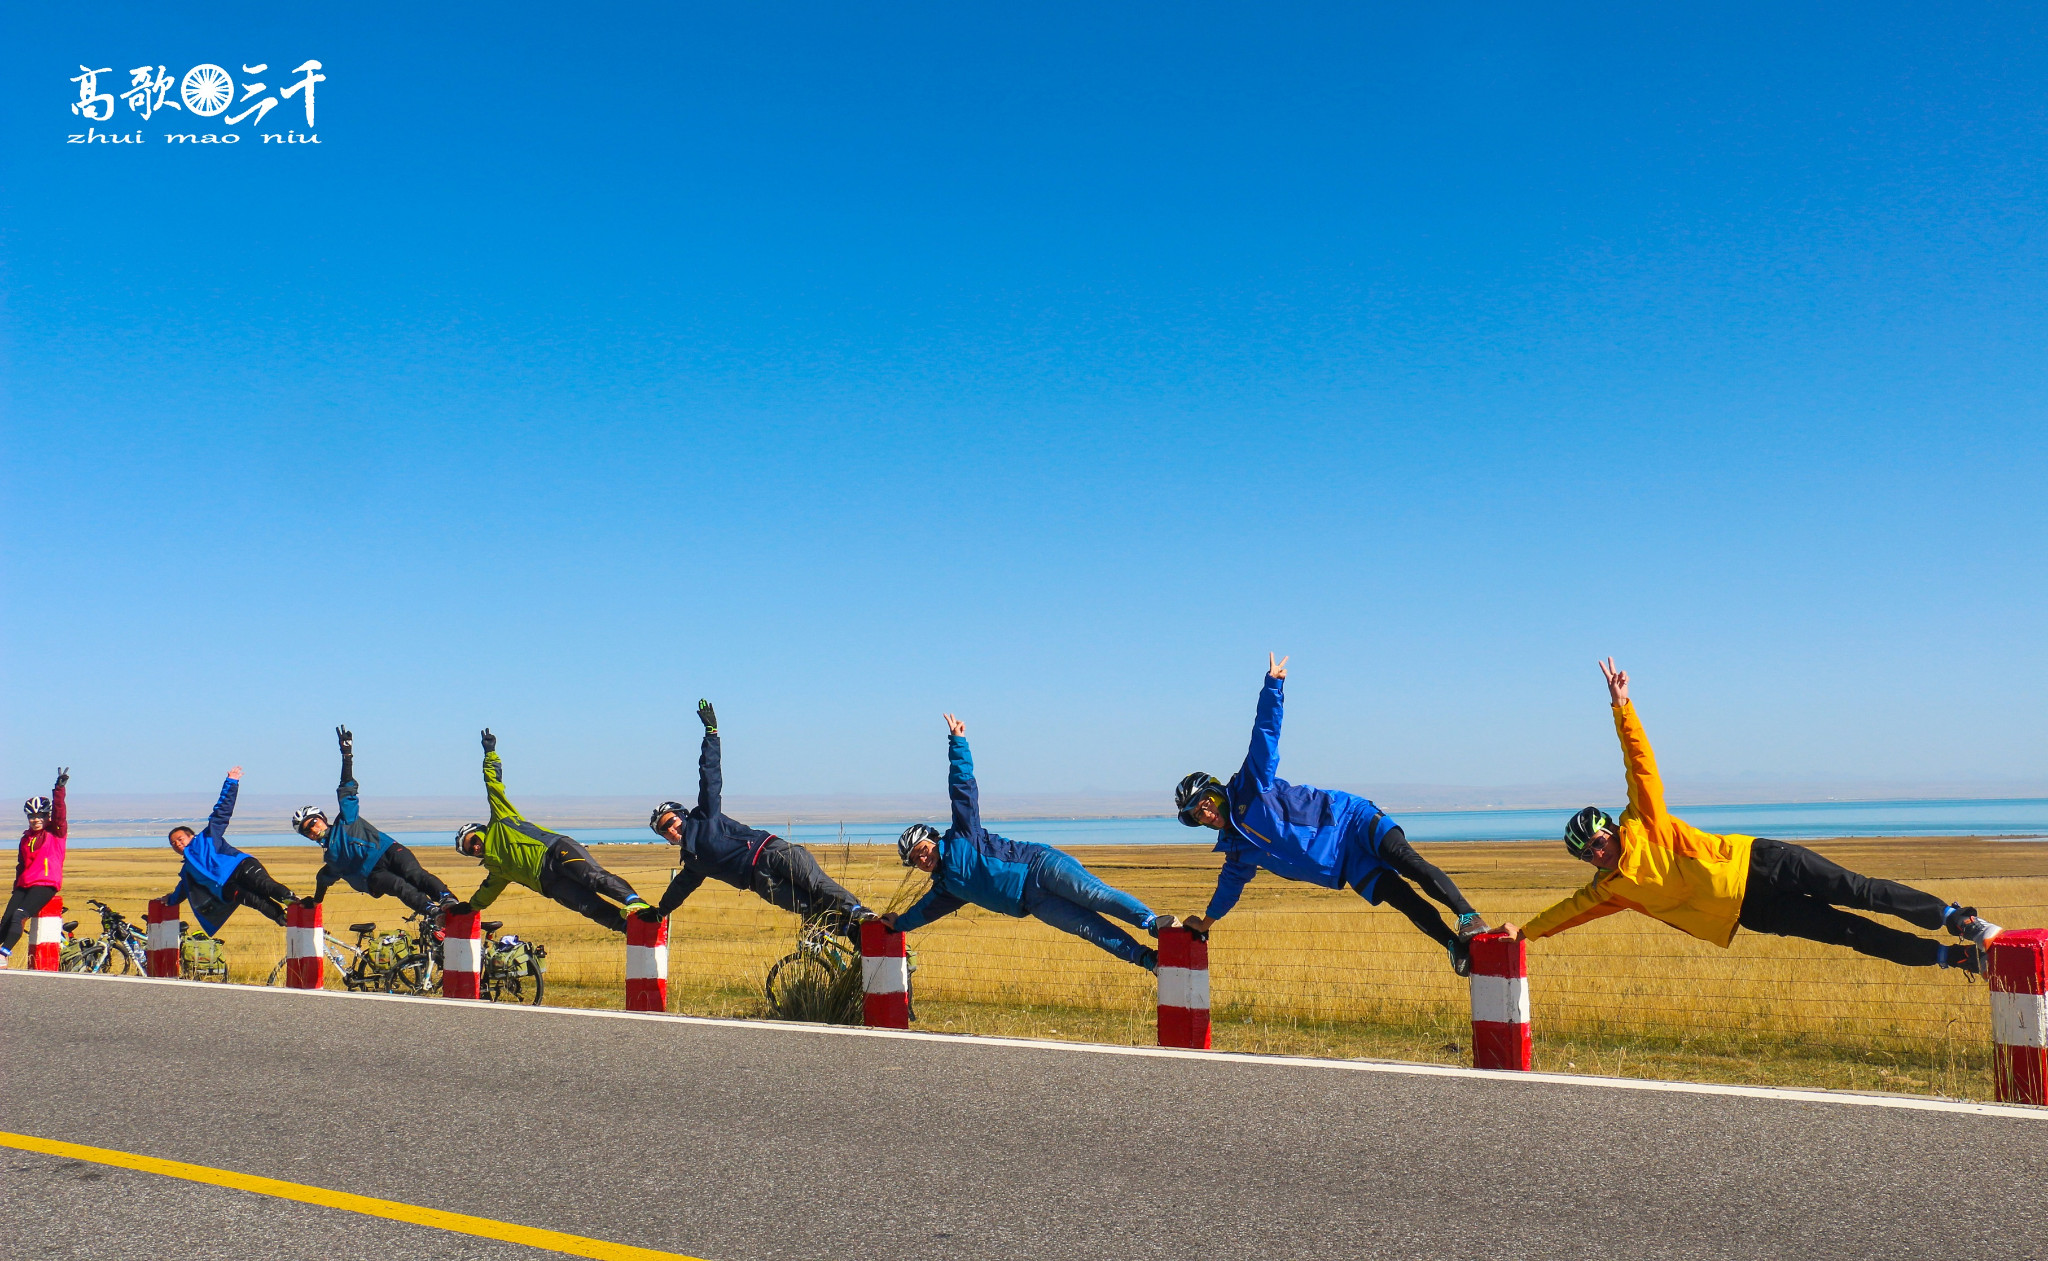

{"left": 30, "top": 835, "right": 2046, "bottom": 1099}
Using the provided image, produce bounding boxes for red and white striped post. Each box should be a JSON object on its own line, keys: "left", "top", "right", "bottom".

{"left": 145, "top": 899, "right": 181, "bottom": 978}
{"left": 860, "top": 921, "right": 910, "bottom": 1028}
{"left": 443, "top": 910, "right": 483, "bottom": 999}
{"left": 27, "top": 896, "right": 64, "bottom": 971}
{"left": 1469, "top": 930, "right": 1532, "bottom": 1071}
{"left": 625, "top": 913, "right": 668, "bottom": 1012}
{"left": 1988, "top": 929, "right": 2048, "bottom": 1106}
{"left": 283, "top": 902, "right": 325, "bottom": 989}
{"left": 1157, "top": 926, "right": 1212, "bottom": 1049}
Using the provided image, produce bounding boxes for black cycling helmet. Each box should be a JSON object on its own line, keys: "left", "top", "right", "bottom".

{"left": 898, "top": 823, "right": 940, "bottom": 866}
{"left": 455, "top": 822, "right": 486, "bottom": 855}
{"left": 1175, "top": 772, "right": 1225, "bottom": 826}
{"left": 648, "top": 801, "right": 687, "bottom": 836}
{"left": 1564, "top": 806, "right": 1617, "bottom": 856}
{"left": 23, "top": 796, "right": 51, "bottom": 820}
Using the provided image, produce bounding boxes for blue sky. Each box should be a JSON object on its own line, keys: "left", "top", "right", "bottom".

{"left": 3, "top": 2, "right": 2044, "bottom": 802}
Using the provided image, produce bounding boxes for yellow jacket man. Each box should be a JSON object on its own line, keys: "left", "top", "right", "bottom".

{"left": 1504, "top": 660, "right": 1998, "bottom": 972}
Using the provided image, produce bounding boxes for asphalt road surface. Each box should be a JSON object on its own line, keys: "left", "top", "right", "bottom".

{"left": 4, "top": 972, "right": 2044, "bottom": 1261}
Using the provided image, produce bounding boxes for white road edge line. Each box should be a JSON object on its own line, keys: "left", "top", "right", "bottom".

{"left": 7, "top": 968, "right": 2043, "bottom": 1120}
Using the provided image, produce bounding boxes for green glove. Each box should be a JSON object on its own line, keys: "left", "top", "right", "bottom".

{"left": 697, "top": 700, "right": 717, "bottom": 734}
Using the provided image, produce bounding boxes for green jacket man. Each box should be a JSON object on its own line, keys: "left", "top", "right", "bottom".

{"left": 453, "top": 729, "right": 654, "bottom": 933}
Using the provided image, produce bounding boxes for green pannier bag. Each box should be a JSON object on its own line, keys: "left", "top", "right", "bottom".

{"left": 182, "top": 931, "right": 228, "bottom": 979}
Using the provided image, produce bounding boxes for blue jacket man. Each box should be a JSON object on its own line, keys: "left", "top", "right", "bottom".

{"left": 1178, "top": 656, "right": 1490, "bottom": 975}
{"left": 296, "top": 727, "right": 456, "bottom": 916}
{"left": 163, "top": 768, "right": 298, "bottom": 933}
{"left": 885, "top": 713, "right": 1173, "bottom": 970}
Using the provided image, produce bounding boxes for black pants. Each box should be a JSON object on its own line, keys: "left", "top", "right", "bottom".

{"left": 750, "top": 839, "right": 865, "bottom": 937}
{"left": 1361, "top": 826, "right": 1476, "bottom": 947}
{"left": 1, "top": 885, "right": 57, "bottom": 951}
{"left": 224, "top": 857, "right": 295, "bottom": 926}
{"left": 366, "top": 844, "right": 453, "bottom": 915}
{"left": 539, "top": 838, "right": 642, "bottom": 933}
{"left": 1737, "top": 838, "right": 1948, "bottom": 967}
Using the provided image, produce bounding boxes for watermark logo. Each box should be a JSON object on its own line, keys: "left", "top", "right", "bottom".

{"left": 68, "top": 60, "right": 325, "bottom": 145}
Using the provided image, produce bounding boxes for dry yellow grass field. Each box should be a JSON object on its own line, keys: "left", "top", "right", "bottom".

{"left": 25, "top": 835, "right": 2045, "bottom": 1100}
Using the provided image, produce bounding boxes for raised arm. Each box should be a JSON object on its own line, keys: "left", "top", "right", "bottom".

{"left": 697, "top": 701, "right": 722, "bottom": 819}
{"left": 50, "top": 768, "right": 68, "bottom": 839}
{"left": 1238, "top": 657, "right": 1286, "bottom": 795}
{"left": 335, "top": 726, "right": 360, "bottom": 824}
{"left": 480, "top": 730, "right": 521, "bottom": 823}
{"left": 1601, "top": 660, "right": 1668, "bottom": 828}
{"left": 204, "top": 769, "right": 242, "bottom": 841}
{"left": 946, "top": 716, "right": 981, "bottom": 838}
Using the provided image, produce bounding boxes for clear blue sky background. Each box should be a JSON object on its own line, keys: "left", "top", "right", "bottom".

{"left": 3, "top": 2, "right": 2043, "bottom": 803}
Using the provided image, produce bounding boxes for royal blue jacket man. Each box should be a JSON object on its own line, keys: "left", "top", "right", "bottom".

{"left": 1201, "top": 671, "right": 1396, "bottom": 920}
{"left": 1178, "top": 656, "right": 1490, "bottom": 976}
{"left": 162, "top": 769, "right": 298, "bottom": 933}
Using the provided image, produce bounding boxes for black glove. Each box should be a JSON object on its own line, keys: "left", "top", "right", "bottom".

{"left": 637, "top": 905, "right": 666, "bottom": 923}
{"left": 697, "top": 700, "right": 717, "bottom": 734}
{"left": 54, "top": 767, "right": 69, "bottom": 789}
{"left": 299, "top": 896, "right": 318, "bottom": 909}
{"left": 480, "top": 728, "right": 497, "bottom": 754}
{"left": 451, "top": 901, "right": 474, "bottom": 916}
{"left": 336, "top": 725, "right": 353, "bottom": 755}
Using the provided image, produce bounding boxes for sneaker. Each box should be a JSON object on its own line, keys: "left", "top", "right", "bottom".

{"left": 1939, "top": 943, "right": 1984, "bottom": 976}
{"left": 1946, "top": 905, "right": 2003, "bottom": 948}
{"left": 1455, "top": 912, "right": 1490, "bottom": 942}
{"left": 1448, "top": 937, "right": 1473, "bottom": 978}
{"left": 1147, "top": 913, "right": 1179, "bottom": 938}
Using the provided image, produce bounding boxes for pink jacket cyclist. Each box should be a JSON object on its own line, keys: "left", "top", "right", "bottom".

{"left": 2, "top": 768, "right": 68, "bottom": 962}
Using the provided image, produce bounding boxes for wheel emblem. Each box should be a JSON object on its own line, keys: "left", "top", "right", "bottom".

{"left": 181, "top": 64, "right": 234, "bottom": 116}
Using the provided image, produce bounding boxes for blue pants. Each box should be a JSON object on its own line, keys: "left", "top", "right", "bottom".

{"left": 1022, "top": 851, "right": 1156, "bottom": 968}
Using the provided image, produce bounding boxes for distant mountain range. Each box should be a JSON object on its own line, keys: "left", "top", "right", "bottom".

{"left": 54, "top": 778, "right": 2048, "bottom": 838}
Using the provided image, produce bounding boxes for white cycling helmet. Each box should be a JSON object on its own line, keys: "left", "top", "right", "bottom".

{"left": 291, "top": 806, "right": 328, "bottom": 836}
{"left": 455, "top": 822, "right": 486, "bottom": 855}
{"left": 897, "top": 823, "right": 940, "bottom": 866}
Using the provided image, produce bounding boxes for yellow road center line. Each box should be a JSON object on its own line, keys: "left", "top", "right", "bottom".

{"left": 0, "top": 1131, "right": 708, "bottom": 1261}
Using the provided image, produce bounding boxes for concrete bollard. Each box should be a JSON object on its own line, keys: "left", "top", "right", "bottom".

{"left": 860, "top": 921, "right": 910, "bottom": 1028}
{"left": 443, "top": 910, "right": 483, "bottom": 999}
{"left": 283, "top": 902, "right": 325, "bottom": 990}
{"left": 28, "top": 896, "right": 64, "bottom": 971}
{"left": 1157, "top": 926, "right": 1212, "bottom": 1049}
{"left": 1469, "top": 930, "right": 1532, "bottom": 1071}
{"left": 625, "top": 913, "right": 668, "bottom": 1012}
{"left": 1988, "top": 929, "right": 2048, "bottom": 1106}
{"left": 146, "top": 899, "right": 182, "bottom": 978}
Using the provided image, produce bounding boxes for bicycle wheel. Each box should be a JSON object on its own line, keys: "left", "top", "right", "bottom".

{"left": 484, "top": 958, "right": 545, "bottom": 1005}
{"left": 383, "top": 954, "right": 434, "bottom": 995}
{"left": 764, "top": 951, "right": 842, "bottom": 1019}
